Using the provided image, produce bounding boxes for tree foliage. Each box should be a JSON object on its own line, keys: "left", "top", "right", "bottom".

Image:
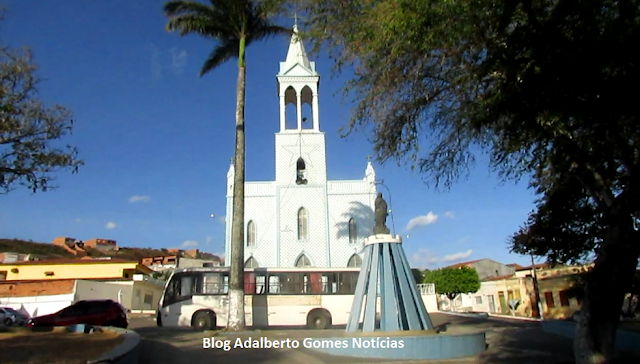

{"left": 423, "top": 267, "right": 480, "bottom": 300}
{"left": 300, "top": 1, "right": 640, "bottom": 359}
{"left": 410, "top": 268, "right": 424, "bottom": 284}
{"left": 0, "top": 42, "right": 82, "bottom": 194}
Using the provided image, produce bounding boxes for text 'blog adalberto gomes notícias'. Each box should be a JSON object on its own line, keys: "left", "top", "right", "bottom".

{"left": 203, "top": 337, "right": 406, "bottom": 351}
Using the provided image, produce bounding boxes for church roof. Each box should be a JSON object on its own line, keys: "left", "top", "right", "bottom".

{"left": 278, "top": 25, "right": 317, "bottom": 77}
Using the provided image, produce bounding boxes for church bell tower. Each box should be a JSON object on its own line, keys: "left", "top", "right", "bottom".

{"left": 274, "top": 25, "right": 327, "bottom": 185}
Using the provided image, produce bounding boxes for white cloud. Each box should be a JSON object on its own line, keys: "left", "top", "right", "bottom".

{"left": 129, "top": 195, "right": 151, "bottom": 203}
{"left": 409, "top": 249, "right": 474, "bottom": 268}
{"left": 409, "top": 249, "right": 441, "bottom": 268}
{"left": 405, "top": 212, "right": 438, "bottom": 231}
{"left": 442, "top": 249, "right": 474, "bottom": 263}
{"left": 181, "top": 240, "right": 198, "bottom": 248}
{"left": 169, "top": 48, "right": 188, "bottom": 75}
{"left": 218, "top": 215, "right": 226, "bottom": 224}
{"left": 444, "top": 211, "right": 455, "bottom": 219}
{"left": 75, "top": 218, "right": 82, "bottom": 223}
{"left": 105, "top": 221, "right": 116, "bottom": 229}
{"left": 205, "top": 236, "right": 213, "bottom": 245}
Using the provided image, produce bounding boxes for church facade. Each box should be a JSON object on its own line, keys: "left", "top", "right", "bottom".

{"left": 224, "top": 26, "right": 378, "bottom": 268}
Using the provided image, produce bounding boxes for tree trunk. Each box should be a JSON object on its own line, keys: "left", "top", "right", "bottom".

{"left": 573, "top": 214, "right": 640, "bottom": 364}
{"left": 227, "top": 37, "right": 247, "bottom": 331}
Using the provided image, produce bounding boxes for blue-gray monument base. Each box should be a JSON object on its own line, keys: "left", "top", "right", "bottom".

{"left": 307, "top": 332, "right": 487, "bottom": 360}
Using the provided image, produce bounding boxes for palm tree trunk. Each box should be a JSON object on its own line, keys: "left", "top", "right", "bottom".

{"left": 227, "top": 36, "right": 247, "bottom": 331}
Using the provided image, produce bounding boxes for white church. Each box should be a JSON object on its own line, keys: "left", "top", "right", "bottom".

{"left": 224, "top": 26, "right": 379, "bottom": 269}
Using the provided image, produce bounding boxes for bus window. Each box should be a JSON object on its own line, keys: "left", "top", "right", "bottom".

{"left": 310, "top": 273, "right": 323, "bottom": 294}
{"left": 256, "top": 275, "right": 266, "bottom": 295}
{"left": 268, "top": 275, "right": 280, "bottom": 294}
{"left": 163, "top": 273, "right": 195, "bottom": 307}
{"left": 337, "top": 272, "right": 359, "bottom": 294}
{"left": 202, "top": 272, "right": 227, "bottom": 294}
{"left": 279, "top": 273, "right": 307, "bottom": 294}
{"left": 244, "top": 273, "right": 256, "bottom": 294}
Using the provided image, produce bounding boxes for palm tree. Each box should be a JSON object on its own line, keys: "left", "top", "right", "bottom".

{"left": 163, "top": 0, "right": 291, "bottom": 331}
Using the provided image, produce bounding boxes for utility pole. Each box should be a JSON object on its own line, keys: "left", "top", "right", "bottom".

{"left": 530, "top": 252, "right": 544, "bottom": 320}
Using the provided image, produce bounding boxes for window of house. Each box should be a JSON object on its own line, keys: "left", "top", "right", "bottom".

{"left": 297, "top": 208, "right": 308, "bottom": 240}
{"left": 246, "top": 221, "right": 256, "bottom": 247}
{"left": 348, "top": 218, "right": 357, "bottom": 244}
{"left": 559, "top": 290, "right": 570, "bottom": 307}
{"left": 544, "top": 292, "right": 555, "bottom": 308}
{"left": 144, "top": 293, "right": 153, "bottom": 305}
{"left": 476, "top": 296, "right": 483, "bottom": 304}
{"left": 347, "top": 254, "right": 362, "bottom": 268}
{"left": 295, "top": 254, "right": 311, "bottom": 268}
{"left": 0, "top": 271, "right": 6, "bottom": 280}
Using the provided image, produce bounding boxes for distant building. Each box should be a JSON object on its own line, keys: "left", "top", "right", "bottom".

{"left": 444, "top": 258, "right": 516, "bottom": 281}
{"left": 0, "top": 258, "right": 152, "bottom": 281}
{"left": 0, "top": 252, "right": 43, "bottom": 264}
{"left": 51, "top": 237, "right": 87, "bottom": 256}
{"left": 83, "top": 238, "right": 118, "bottom": 252}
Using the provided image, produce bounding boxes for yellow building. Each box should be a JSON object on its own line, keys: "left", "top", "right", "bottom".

{"left": 0, "top": 258, "right": 153, "bottom": 281}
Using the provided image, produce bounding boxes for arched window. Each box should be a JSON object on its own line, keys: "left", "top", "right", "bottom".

{"left": 245, "top": 257, "right": 259, "bottom": 268}
{"left": 347, "top": 254, "right": 362, "bottom": 268}
{"left": 295, "top": 254, "right": 312, "bottom": 267}
{"left": 298, "top": 207, "right": 308, "bottom": 240}
{"left": 296, "top": 157, "right": 308, "bottom": 185}
{"left": 246, "top": 220, "right": 256, "bottom": 247}
{"left": 348, "top": 218, "right": 357, "bottom": 244}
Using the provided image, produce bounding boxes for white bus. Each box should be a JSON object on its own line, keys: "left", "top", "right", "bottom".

{"left": 157, "top": 266, "right": 361, "bottom": 331}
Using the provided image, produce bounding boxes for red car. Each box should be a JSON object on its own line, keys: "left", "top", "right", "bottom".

{"left": 28, "top": 299, "right": 128, "bottom": 329}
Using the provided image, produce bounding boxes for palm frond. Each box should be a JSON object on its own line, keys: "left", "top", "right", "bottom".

{"left": 163, "top": 0, "right": 216, "bottom": 17}
{"left": 200, "top": 40, "right": 239, "bottom": 76}
{"left": 248, "top": 25, "right": 293, "bottom": 45}
{"left": 166, "top": 14, "right": 230, "bottom": 38}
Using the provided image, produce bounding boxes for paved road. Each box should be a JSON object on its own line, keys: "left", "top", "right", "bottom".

{"left": 130, "top": 313, "right": 636, "bottom": 364}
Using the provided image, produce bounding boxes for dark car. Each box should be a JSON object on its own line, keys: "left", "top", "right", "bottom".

{"left": 28, "top": 299, "right": 128, "bottom": 329}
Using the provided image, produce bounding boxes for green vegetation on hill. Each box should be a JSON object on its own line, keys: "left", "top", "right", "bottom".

{"left": 0, "top": 239, "right": 72, "bottom": 259}
{"left": 0, "top": 239, "right": 220, "bottom": 263}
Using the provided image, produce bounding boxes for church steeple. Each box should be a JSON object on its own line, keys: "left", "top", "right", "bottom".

{"left": 277, "top": 26, "right": 320, "bottom": 133}
{"left": 283, "top": 25, "right": 313, "bottom": 74}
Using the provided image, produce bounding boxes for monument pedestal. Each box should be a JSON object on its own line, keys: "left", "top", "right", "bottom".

{"left": 346, "top": 234, "right": 434, "bottom": 332}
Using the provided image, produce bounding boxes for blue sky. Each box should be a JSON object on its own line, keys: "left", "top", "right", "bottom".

{"left": 0, "top": 0, "right": 539, "bottom": 269}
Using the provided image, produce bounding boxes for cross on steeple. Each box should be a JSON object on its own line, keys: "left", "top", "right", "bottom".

{"left": 366, "top": 155, "right": 372, "bottom": 162}
{"left": 230, "top": 157, "right": 234, "bottom": 164}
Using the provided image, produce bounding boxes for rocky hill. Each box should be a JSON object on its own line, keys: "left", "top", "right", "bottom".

{"left": 0, "top": 238, "right": 221, "bottom": 263}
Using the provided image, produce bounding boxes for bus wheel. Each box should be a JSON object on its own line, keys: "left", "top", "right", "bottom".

{"left": 307, "top": 309, "right": 331, "bottom": 330}
{"left": 192, "top": 311, "right": 215, "bottom": 331}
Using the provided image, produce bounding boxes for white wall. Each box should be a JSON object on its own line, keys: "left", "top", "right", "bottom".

{"left": 0, "top": 293, "right": 75, "bottom": 318}
{"left": 74, "top": 280, "right": 134, "bottom": 308}
{"left": 471, "top": 282, "right": 499, "bottom": 313}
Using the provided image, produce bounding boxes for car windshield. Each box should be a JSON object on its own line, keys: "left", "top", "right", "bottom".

{"left": 3, "top": 308, "right": 19, "bottom": 314}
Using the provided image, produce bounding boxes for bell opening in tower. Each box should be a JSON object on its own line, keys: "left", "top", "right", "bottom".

{"left": 296, "top": 157, "right": 308, "bottom": 185}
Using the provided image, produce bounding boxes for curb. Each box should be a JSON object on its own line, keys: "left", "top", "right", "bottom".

{"left": 437, "top": 311, "right": 489, "bottom": 319}
{"left": 87, "top": 326, "right": 141, "bottom": 364}
{"left": 438, "top": 311, "right": 542, "bottom": 322}
{"left": 487, "top": 313, "right": 541, "bottom": 322}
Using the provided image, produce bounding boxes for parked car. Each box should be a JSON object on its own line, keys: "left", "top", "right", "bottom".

{"left": 27, "top": 299, "right": 128, "bottom": 329}
{"left": 0, "top": 307, "right": 30, "bottom": 326}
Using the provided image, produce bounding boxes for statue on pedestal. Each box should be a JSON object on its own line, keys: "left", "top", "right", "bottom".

{"left": 374, "top": 192, "right": 391, "bottom": 235}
